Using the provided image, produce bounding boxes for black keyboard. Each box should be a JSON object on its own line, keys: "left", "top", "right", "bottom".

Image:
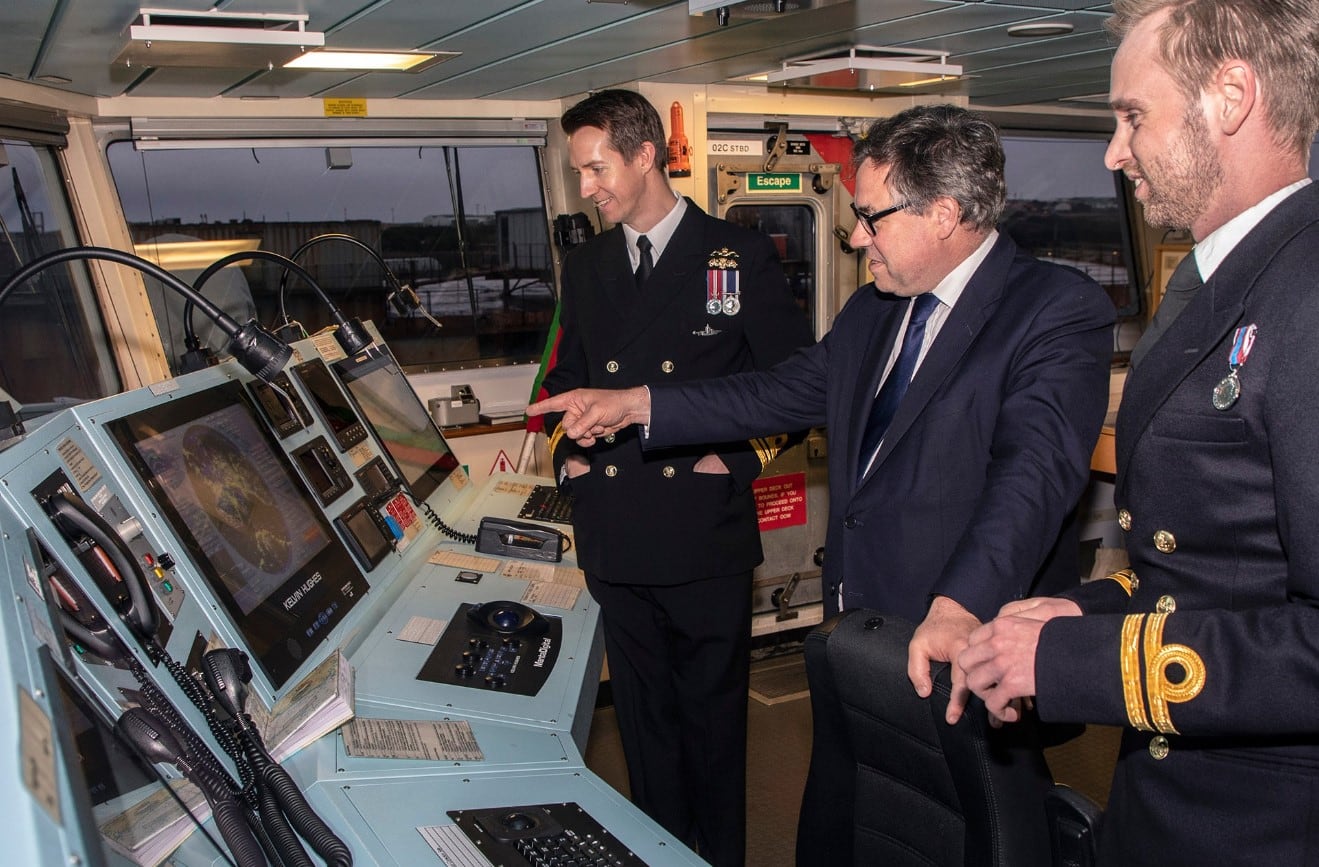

{"left": 449, "top": 802, "right": 646, "bottom": 867}
{"left": 517, "top": 484, "right": 575, "bottom": 525}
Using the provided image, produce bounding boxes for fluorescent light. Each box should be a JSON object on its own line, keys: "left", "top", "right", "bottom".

{"left": 115, "top": 8, "right": 323, "bottom": 69}
{"left": 284, "top": 49, "right": 459, "bottom": 73}
{"left": 764, "top": 46, "right": 963, "bottom": 93}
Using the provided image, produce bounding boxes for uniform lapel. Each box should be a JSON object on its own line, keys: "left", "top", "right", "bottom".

{"left": 1114, "top": 273, "right": 1240, "bottom": 488}
{"left": 592, "top": 226, "right": 632, "bottom": 319}
{"left": 1115, "top": 184, "right": 1319, "bottom": 490}
{"left": 862, "top": 235, "right": 1011, "bottom": 481}
{"left": 609, "top": 201, "right": 702, "bottom": 352}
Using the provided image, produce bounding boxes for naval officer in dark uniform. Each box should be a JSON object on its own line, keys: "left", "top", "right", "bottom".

{"left": 959, "top": 1, "right": 1319, "bottom": 863}
{"left": 541, "top": 89, "right": 811, "bottom": 867}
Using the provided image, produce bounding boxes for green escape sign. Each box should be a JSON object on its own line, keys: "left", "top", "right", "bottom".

{"left": 746, "top": 173, "right": 803, "bottom": 193}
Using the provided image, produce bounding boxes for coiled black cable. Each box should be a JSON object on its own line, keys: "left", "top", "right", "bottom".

{"left": 418, "top": 499, "right": 478, "bottom": 545}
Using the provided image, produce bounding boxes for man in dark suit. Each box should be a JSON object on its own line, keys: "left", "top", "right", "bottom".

{"left": 541, "top": 89, "right": 811, "bottom": 867}
{"left": 532, "top": 104, "right": 1113, "bottom": 715}
{"left": 959, "top": 1, "right": 1319, "bottom": 863}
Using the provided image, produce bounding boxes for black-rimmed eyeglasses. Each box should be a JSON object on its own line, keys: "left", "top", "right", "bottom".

{"left": 851, "top": 201, "right": 907, "bottom": 236}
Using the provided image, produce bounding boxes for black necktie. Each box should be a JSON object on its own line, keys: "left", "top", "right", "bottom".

{"left": 858, "top": 292, "right": 941, "bottom": 479}
{"left": 634, "top": 235, "right": 654, "bottom": 288}
{"left": 1130, "top": 252, "right": 1202, "bottom": 369}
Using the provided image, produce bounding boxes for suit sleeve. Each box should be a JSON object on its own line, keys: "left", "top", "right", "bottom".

{"left": 1035, "top": 285, "right": 1319, "bottom": 735}
{"left": 695, "top": 233, "right": 813, "bottom": 492}
{"left": 929, "top": 272, "right": 1114, "bottom": 622}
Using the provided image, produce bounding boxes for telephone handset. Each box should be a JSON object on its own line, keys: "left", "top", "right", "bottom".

{"left": 475, "top": 516, "right": 567, "bottom": 563}
{"left": 47, "top": 491, "right": 158, "bottom": 641}
{"left": 117, "top": 708, "right": 268, "bottom": 867}
{"left": 203, "top": 648, "right": 354, "bottom": 867}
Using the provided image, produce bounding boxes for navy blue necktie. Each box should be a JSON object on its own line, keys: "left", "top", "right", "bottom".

{"left": 858, "top": 292, "right": 940, "bottom": 479}
{"left": 634, "top": 235, "right": 654, "bottom": 288}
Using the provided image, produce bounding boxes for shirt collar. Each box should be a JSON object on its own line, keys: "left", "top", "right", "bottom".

{"left": 928, "top": 230, "right": 998, "bottom": 309}
{"left": 1194, "top": 178, "right": 1311, "bottom": 280}
{"left": 623, "top": 191, "right": 685, "bottom": 267}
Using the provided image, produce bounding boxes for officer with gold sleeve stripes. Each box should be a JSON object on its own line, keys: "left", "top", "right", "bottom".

{"left": 956, "top": 0, "right": 1319, "bottom": 864}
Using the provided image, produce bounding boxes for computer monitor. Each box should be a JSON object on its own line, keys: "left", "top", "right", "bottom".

{"left": 106, "top": 381, "right": 368, "bottom": 689}
{"left": 334, "top": 348, "right": 459, "bottom": 503}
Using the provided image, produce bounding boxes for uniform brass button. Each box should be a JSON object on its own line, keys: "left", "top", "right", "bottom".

{"left": 1148, "top": 735, "right": 1170, "bottom": 760}
{"left": 661, "top": 360, "right": 675, "bottom": 374}
{"left": 606, "top": 360, "right": 620, "bottom": 373}
{"left": 1157, "top": 595, "right": 1176, "bottom": 614}
{"left": 604, "top": 465, "right": 618, "bottom": 477}
{"left": 1129, "top": 575, "right": 1140, "bottom": 593}
{"left": 604, "top": 434, "right": 616, "bottom": 444}
{"left": 1154, "top": 530, "right": 1177, "bottom": 554}
{"left": 1118, "top": 509, "right": 1132, "bottom": 531}
{"left": 662, "top": 465, "right": 676, "bottom": 478}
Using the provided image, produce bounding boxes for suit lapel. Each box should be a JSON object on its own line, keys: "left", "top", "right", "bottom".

{"left": 861, "top": 235, "right": 1012, "bottom": 481}
{"left": 847, "top": 295, "right": 905, "bottom": 485}
{"left": 1115, "top": 184, "right": 1319, "bottom": 489}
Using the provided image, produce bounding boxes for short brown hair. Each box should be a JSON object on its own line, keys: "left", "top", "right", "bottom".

{"left": 560, "top": 90, "right": 667, "bottom": 174}
{"left": 1107, "top": 0, "right": 1319, "bottom": 156}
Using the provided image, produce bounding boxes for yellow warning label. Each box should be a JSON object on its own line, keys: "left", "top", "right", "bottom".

{"left": 323, "top": 98, "right": 368, "bottom": 118}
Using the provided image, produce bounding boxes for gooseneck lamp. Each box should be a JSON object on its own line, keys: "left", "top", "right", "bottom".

{"left": 0, "top": 246, "right": 292, "bottom": 383}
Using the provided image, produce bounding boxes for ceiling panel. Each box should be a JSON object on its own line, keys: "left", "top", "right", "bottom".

{"left": 0, "top": 0, "right": 62, "bottom": 81}
{"left": 0, "top": 0, "right": 1123, "bottom": 109}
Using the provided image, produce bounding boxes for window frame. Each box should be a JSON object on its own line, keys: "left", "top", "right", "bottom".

{"left": 104, "top": 124, "right": 561, "bottom": 375}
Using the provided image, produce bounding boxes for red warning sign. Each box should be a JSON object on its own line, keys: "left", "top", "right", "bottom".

{"left": 753, "top": 472, "right": 807, "bottom": 530}
{"left": 489, "top": 449, "right": 515, "bottom": 474}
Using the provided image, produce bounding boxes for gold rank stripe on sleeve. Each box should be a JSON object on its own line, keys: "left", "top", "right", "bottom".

{"left": 547, "top": 422, "right": 567, "bottom": 459}
{"left": 1106, "top": 568, "right": 1138, "bottom": 596}
{"left": 750, "top": 436, "right": 777, "bottom": 469}
{"left": 1121, "top": 613, "right": 1154, "bottom": 732}
{"left": 1142, "top": 612, "right": 1207, "bottom": 735}
{"left": 1120, "top": 611, "right": 1208, "bottom": 736}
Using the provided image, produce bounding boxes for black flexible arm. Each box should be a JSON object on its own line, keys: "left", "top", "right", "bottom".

{"left": 280, "top": 233, "right": 406, "bottom": 300}
{"left": 186, "top": 249, "right": 358, "bottom": 356}
{"left": 0, "top": 245, "right": 291, "bottom": 382}
{"left": 1, "top": 245, "right": 239, "bottom": 333}
{"left": 277, "top": 233, "right": 407, "bottom": 350}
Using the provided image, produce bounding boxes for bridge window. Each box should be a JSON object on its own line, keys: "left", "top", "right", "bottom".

{"left": 0, "top": 138, "right": 122, "bottom": 413}
{"left": 107, "top": 140, "right": 555, "bottom": 373}
{"left": 1001, "top": 136, "right": 1137, "bottom": 319}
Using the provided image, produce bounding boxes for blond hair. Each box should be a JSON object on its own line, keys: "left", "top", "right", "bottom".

{"left": 1107, "top": 0, "right": 1319, "bottom": 156}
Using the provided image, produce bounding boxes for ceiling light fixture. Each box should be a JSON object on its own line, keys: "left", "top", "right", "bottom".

{"left": 1006, "top": 21, "right": 1076, "bottom": 38}
{"left": 284, "top": 49, "right": 459, "bottom": 73}
{"left": 114, "top": 8, "right": 324, "bottom": 69}
{"left": 765, "top": 45, "right": 963, "bottom": 93}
